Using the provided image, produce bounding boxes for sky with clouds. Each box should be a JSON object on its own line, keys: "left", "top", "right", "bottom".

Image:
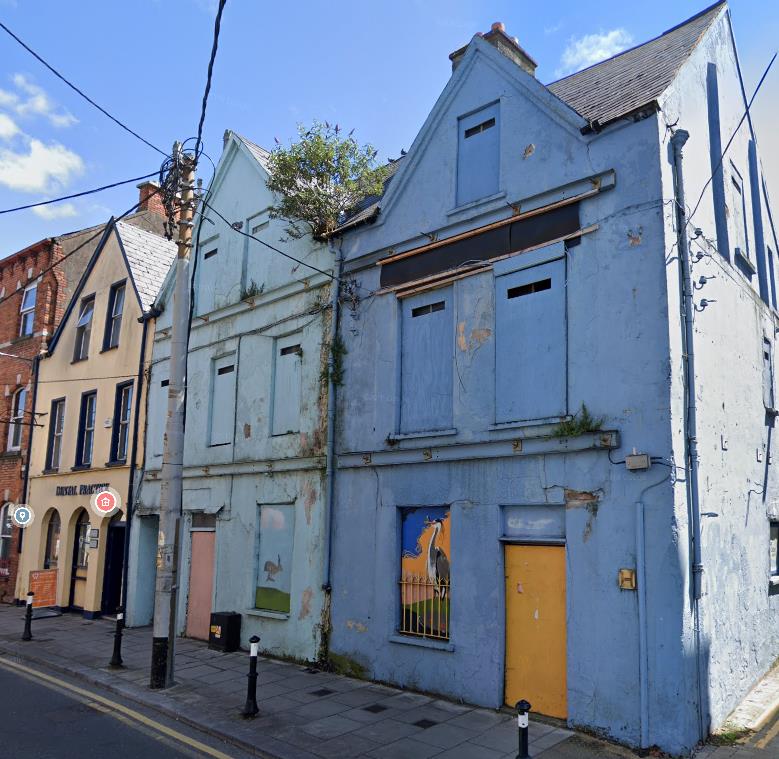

{"left": 0, "top": 0, "right": 776, "bottom": 257}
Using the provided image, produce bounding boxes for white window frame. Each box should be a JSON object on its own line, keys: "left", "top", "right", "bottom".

{"left": 73, "top": 296, "right": 95, "bottom": 361}
{"left": 47, "top": 398, "right": 65, "bottom": 470}
{"left": 79, "top": 392, "right": 97, "bottom": 467}
{"left": 113, "top": 383, "right": 133, "bottom": 462}
{"left": 19, "top": 282, "right": 37, "bottom": 337}
{"left": 105, "top": 282, "right": 125, "bottom": 349}
{"left": 7, "top": 386, "right": 26, "bottom": 451}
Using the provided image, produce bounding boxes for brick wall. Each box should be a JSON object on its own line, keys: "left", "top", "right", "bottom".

{"left": 0, "top": 238, "right": 61, "bottom": 602}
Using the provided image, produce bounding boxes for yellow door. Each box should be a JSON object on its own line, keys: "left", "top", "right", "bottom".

{"left": 504, "top": 544, "right": 567, "bottom": 718}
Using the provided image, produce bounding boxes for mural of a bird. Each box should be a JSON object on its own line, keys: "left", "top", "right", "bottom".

{"left": 425, "top": 518, "right": 450, "bottom": 598}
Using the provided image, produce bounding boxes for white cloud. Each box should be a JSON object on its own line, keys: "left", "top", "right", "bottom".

{"left": 0, "top": 74, "right": 77, "bottom": 128}
{"left": 31, "top": 202, "right": 78, "bottom": 220}
{"left": 0, "top": 113, "right": 19, "bottom": 140}
{"left": 0, "top": 138, "right": 84, "bottom": 193}
{"left": 557, "top": 28, "right": 634, "bottom": 77}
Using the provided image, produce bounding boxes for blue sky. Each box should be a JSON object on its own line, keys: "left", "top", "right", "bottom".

{"left": 0, "top": 0, "right": 776, "bottom": 258}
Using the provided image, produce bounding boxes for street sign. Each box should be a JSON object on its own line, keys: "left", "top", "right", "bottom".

{"left": 29, "top": 569, "right": 57, "bottom": 608}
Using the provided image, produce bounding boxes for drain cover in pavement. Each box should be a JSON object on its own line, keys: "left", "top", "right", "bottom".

{"left": 414, "top": 719, "right": 439, "bottom": 729}
{"left": 310, "top": 688, "right": 336, "bottom": 697}
{"left": 363, "top": 703, "right": 388, "bottom": 713}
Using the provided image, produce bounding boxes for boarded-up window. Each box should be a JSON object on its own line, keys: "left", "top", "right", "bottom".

{"left": 729, "top": 164, "right": 751, "bottom": 262}
{"left": 457, "top": 103, "right": 499, "bottom": 206}
{"left": 495, "top": 258, "right": 566, "bottom": 422}
{"left": 763, "top": 338, "right": 775, "bottom": 411}
{"left": 255, "top": 504, "right": 294, "bottom": 613}
{"left": 271, "top": 336, "right": 302, "bottom": 436}
{"left": 210, "top": 354, "right": 236, "bottom": 446}
{"left": 400, "top": 288, "right": 453, "bottom": 432}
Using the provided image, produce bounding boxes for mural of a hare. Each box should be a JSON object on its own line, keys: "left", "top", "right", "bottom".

{"left": 264, "top": 554, "right": 282, "bottom": 582}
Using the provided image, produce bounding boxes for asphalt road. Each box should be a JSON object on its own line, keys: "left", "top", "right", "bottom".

{"left": 0, "top": 658, "right": 250, "bottom": 759}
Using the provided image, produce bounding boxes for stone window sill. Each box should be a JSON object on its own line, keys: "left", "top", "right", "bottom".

{"left": 446, "top": 190, "right": 506, "bottom": 217}
{"left": 245, "top": 608, "right": 289, "bottom": 621}
{"left": 770, "top": 576, "right": 779, "bottom": 587}
{"left": 389, "top": 428, "right": 457, "bottom": 442}
{"left": 389, "top": 634, "right": 454, "bottom": 652}
{"left": 489, "top": 416, "right": 569, "bottom": 432}
{"left": 71, "top": 464, "right": 93, "bottom": 472}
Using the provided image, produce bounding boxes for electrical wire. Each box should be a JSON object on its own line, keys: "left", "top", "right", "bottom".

{"left": 0, "top": 184, "right": 164, "bottom": 311}
{"left": 0, "top": 21, "right": 168, "bottom": 158}
{"left": 688, "top": 51, "right": 777, "bottom": 224}
{"left": 0, "top": 171, "right": 160, "bottom": 216}
{"left": 194, "top": 0, "right": 227, "bottom": 159}
{"left": 200, "top": 197, "right": 337, "bottom": 281}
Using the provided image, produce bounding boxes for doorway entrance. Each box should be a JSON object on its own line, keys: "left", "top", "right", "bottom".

{"left": 69, "top": 510, "right": 89, "bottom": 609}
{"left": 101, "top": 519, "right": 125, "bottom": 615}
{"left": 504, "top": 543, "right": 567, "bottom": 718}
{"left": 186, "top": 527, "right": 215, "bottom": 640}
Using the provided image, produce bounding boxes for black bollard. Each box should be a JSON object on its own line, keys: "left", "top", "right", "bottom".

{"left": 110, "top": 606, "right": 124, "bottom": 668}
{"left": 21, "top": 591, "right": 34, "bottom": 641}
{"left": 516, "top": 699, "right": 532, "bottom": 758}
{"left": 241, "top": 635, "right": 261, "bottom": 717}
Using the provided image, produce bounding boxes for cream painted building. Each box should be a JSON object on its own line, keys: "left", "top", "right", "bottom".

{"left": 18, "top": 219, "right": 175, "bottom": 617}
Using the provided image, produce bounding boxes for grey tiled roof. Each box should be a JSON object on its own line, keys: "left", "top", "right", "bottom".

{"left": 336, "top": 157, "right": 405, "bottom": 232}
{"left": 116, "top": 221, "right": 177, "bottom": 312}
{"left": 234, "top": 132, "right": 271, "bottom": 170}
{"left": 547, "top": 2, "right": 725, "bottom": 127}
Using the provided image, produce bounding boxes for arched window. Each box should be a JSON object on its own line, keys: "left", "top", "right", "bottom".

{"left": 7, "top": 387, "right": 27, "bottom": 451}
{"left": 44, "top": 511, "right": 61, "bottom": 570}
{"left": 0, "top": 503, "right": 12, "bottom": 561}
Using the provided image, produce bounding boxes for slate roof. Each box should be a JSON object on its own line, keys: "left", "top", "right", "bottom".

{"left": 336, "top": 157, "right": 405, "bottom": 232}
{"left": 234, "top": 132, "right": 271, "bottom": 170}
{"left": 547, "top": 1, "right": 726, "bottom": 127}
{"left": 115, "top": 221, "right": 177, "bottom": 312}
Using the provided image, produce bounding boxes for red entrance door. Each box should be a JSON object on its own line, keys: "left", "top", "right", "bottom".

{"left": 186, "top": 531, "right": 215, "bottom": 640}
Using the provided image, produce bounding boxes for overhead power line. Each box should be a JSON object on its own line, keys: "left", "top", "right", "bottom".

{"left": 688, "top": 51, "right": 777, "bottom": 224}
{"left": 199, "top": 197, "right": 337, "bottom": 281}
{"left": 0, "top": 20, "right": 168, "bottom": 157}
{"left": 194, "top": 0, "right": 227, "bottom": 159}
{"left": 0, "top": 184, "right": 164, "bottom": 311}
{"left": 0, "top": 171, "right": 160, "bottom": 216}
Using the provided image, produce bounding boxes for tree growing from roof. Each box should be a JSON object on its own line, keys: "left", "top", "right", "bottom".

{"left": 266, "top": 121, "right": 389, "bottom": 240}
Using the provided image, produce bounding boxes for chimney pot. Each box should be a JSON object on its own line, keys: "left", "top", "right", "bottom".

{"left": 449, "top": 21, "right": 537, "bottom": 76}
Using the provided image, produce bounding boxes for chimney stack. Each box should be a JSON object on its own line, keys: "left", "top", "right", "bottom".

{"left": 137, "top": 180, "right": 166, "bottom": 217}
{"left": 449, "top": 21, "right": 537, "bottom": 76}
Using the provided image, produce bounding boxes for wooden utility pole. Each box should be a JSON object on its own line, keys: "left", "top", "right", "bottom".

{"left": 150, "top": 142, "right": 196, "bottom": 689}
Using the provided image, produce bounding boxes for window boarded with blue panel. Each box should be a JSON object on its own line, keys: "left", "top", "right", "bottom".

{"left": 400, "top": 288, "right": 453, "bottom": 433}
{"left": 457, "top": 103, "right": 499, "bottom": 206}
{"left": 272, "top": 335, "right": 302, "bottom": 436}
{"left": 495, "top": 258, "right": 566, "bottom": 422}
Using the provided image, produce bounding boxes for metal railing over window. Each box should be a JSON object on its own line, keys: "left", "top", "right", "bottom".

{"left": 399, "top": 572, "right": 450, "bottom": 641}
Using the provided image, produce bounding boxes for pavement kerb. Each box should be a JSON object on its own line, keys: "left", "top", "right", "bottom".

{"left": 0, "top": 641, "right": 277, "bottom": 759}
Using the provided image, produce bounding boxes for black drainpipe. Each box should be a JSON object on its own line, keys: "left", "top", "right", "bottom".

{"left": 17, "top": 353, "right": 40, "bottom": 587}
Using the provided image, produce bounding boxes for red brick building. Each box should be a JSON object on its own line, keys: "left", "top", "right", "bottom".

{"left": 0, "top": 182, "right": 167, "bottom": 602}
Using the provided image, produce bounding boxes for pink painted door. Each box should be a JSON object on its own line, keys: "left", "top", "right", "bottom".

{"left": 186, "top": 531, "right": 215, "bottom": 640}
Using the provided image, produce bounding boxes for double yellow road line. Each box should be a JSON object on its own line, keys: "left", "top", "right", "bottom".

{"left": 0, "top": 655, "right": 236, "bottom": 758}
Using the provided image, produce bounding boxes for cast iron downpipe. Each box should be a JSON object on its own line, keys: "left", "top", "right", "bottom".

{"left": 671, "top": 129, "right": 706, "bottom": 739}
{"left": 17, "top": 354, "right": 40, "bottom": 585}
{"left": 322, "top": 238, "right": 343, "bottom": 597}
